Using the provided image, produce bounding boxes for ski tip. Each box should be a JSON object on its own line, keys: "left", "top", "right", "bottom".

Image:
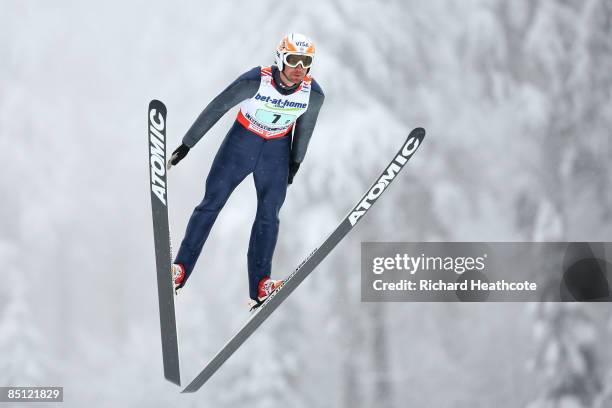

{"left": 410, "top": 127, "right": 426, "bottom": 138}
{"left": 405, "top": 127, "right": 426, "bottom": 148}
{"left": 149, "top": 99, "right": 167, "bottom": 115}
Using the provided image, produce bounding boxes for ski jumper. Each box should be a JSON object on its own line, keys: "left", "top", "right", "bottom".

{"left": 175, "top": 65, "right": 325, "bottom": 300}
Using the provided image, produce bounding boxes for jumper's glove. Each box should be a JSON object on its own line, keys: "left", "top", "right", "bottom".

{"left": 167, "top": 144, "right": 190, "bottom": 169}
{"left": 288, "top": 161, "right": 301, "bottom": 185}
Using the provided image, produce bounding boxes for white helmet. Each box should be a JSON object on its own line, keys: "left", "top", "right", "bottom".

{"left": 275, "top": 33, "right": 316, "bottom": 72}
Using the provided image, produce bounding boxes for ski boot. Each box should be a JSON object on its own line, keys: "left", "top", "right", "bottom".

{"left": 248, "top": 276, "right": 284, "bottom": 311}
{"left": 171, "top": 263, "right": 186, "bottom": 293}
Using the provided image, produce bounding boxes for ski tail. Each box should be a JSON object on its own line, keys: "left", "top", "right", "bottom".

{"left": 149, "top": 99, "right": 181, "bottom": 386}
{"left": 182, "top": 128, "right": 425, "bottom": 392}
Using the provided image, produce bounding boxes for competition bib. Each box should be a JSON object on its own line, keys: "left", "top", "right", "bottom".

{"left": 237, "top": 66, "right": 312, "bottom": 139}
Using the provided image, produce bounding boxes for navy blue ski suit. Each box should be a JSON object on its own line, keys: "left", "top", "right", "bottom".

{"left": 175, "top": 66, "right": 324, "bottom": 300}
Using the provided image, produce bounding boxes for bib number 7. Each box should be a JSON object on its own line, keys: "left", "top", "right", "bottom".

{"left": 255, "top": 109, "right": 295, "bottom": 126}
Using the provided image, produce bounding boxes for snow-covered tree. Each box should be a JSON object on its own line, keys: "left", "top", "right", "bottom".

{"left": 0, "top": 270, "right": 48, "bottom": 386}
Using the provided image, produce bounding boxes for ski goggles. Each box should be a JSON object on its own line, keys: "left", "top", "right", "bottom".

{"left": 283, "top": 53, "right": 313, "bottom": 68}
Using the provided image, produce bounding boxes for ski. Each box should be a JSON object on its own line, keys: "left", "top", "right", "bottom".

{"left": 148, "top": 99, "right": 181, "bottom": 386}
{"left": 182, "top": 127, "right": 425, "bottom": 393}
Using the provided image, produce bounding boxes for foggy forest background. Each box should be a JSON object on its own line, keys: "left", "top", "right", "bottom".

{"left": 1, "top": 0, "right": 611, "bottom": 407}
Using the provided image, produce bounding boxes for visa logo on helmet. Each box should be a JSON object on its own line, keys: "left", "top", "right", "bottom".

{"left": 295, "top": 41, "right": 310, "bottom": 47}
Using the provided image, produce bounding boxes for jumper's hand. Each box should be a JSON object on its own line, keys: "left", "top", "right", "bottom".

{"left": 288, "top": 161, "right": 300, "bottom": 185}
{"left": 167, "top": 144, "right": 190, "bottom": 170}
